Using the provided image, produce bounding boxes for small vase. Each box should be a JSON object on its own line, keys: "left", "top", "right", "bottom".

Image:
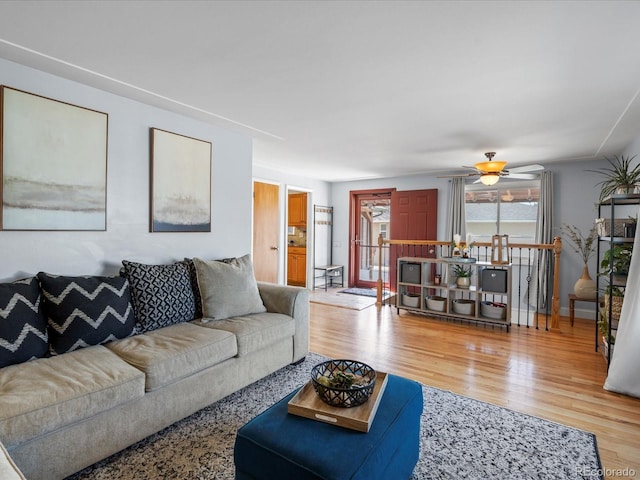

{"left": 574, "top": 265, "right": 597, "bottom": 299}
{"left": 456, "top": 277, "right": 471, "bottom": 289}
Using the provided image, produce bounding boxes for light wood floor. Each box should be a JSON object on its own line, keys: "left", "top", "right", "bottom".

{"left": 309, "top": 301, "right": 640, "bottom": 477}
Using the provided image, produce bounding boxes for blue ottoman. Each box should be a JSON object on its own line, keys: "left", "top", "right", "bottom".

{"left": 234, "top": 374, "right": 423, "bottom": 480}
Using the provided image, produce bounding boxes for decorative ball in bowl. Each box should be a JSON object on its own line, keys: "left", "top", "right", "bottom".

{"left": 310, "top": 359, "right": 376, "bottom": 408}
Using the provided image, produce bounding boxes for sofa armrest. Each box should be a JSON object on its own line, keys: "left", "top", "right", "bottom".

{"left": 257, "top": 282, "right": 309, "bottom": 363}
{"left": 1, "top": 441, "right": 26, "bottom": 480}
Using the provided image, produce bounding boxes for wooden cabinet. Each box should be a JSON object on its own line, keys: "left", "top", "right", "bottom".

{"left": 288, "top": 193, "right": 307, "bottom": 226}
{"left": 396, "top": 257, "right": 512, "bottom": 330}
{"left": 288, "top": 247, "right": 307, "bottom": 286}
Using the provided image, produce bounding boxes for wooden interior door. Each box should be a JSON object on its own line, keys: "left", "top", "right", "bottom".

{"left": 389, "top": 189, "right": 438, "bottom": 291}
{"left": 252, "top": 181, "right": 280, "bottom": 283}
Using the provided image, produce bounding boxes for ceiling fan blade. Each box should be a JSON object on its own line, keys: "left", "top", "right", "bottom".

{"left": 506, "top": 164, "right": 545, "bottom": 174}
{"left": 507, "top": 173, "right": 538, "bottom": 180}
{"left": 436, "top": 172, "right": 480, "bottom": 178}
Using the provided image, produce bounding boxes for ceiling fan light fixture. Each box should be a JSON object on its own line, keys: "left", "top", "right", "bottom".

{"left": 474, "top": 160, "right": 507, "bottom": 173}
{"left": 480, "top": 173, "right": 500, "bottom": 186}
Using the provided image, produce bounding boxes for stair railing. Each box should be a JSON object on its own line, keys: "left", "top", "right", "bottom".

{"left": 375, "top": 234, "right": 563, "bottom": 331}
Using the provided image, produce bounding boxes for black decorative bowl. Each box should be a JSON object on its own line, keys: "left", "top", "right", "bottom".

{"left": 310, "top": 359, "right": 376, "bottom": 408}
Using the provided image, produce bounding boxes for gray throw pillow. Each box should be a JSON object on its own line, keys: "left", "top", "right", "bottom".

{"left": 193, "top": 254, "right": 266, "bottom": 321}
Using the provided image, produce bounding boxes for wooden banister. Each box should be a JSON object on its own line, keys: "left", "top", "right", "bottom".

{"left": 550, "top": 235, "right": 563, "bottom": 331}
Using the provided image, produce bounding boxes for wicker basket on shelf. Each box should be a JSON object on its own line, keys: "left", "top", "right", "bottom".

{"left": 604, "top": 294, "right": 623, "bottom": 321}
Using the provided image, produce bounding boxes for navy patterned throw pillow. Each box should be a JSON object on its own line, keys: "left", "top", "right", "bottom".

{"left": 0, "top": 277, "right": 48, "bottom": 367}
{"left": 122, "top": 260, "right": 196, "bottom": 334}
{"left": 37, "top": 273, "right": 136, "bottom": 355}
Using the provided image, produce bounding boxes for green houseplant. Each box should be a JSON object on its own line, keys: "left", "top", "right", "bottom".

{"left": 600, "top": 244, "right": 633, "bottom": 280}
{"left": 588, "top": 154, "right": 640, "bottom": 202}
{"left": 452, "top": 264, "right": 472, "bottom": 289}
{"left": 599, "top": 243, "right": 630, "bottom": 331}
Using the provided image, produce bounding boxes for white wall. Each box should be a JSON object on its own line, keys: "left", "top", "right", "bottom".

{"left": 0, "top": 58, "right": 253, "bottom": 281}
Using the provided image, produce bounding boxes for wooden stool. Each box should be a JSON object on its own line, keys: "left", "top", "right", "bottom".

{"left": 568, "top": 293, "right": 604, "bottom": 326}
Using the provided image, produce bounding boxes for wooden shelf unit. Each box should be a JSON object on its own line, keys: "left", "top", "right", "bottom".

{"left": 396, "top": 257, "right": 512, "bottom": 331}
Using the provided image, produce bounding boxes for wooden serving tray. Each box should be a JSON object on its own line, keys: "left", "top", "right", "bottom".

{"left": 287, "top": 372, "right": 388, "bottom": 432}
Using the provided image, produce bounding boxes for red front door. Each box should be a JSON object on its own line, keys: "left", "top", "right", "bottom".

{"left": 389, "top": 189, "right": 438, "bottom": 291}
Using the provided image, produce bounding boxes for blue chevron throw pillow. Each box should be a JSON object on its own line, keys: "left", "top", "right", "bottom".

{"left": 37, "top": 273, "right": 136, "bottom": 355}
{"left": 0, "top": 277, "right": 49, "bottom": 367}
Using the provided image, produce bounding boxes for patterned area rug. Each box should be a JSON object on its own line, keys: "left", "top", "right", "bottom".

{"left": 67, "top": 353, "right": 603, "bottom": 480}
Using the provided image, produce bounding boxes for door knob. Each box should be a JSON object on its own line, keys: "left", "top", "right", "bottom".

{"left": 270, "top": 246, "right": 279, "bottom": 251}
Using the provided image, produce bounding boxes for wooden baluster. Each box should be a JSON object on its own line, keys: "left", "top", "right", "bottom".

{"left": 376, "top": 233, "right": 383, "bottom": 306}
{"left": 551, "top": 236, "right": 563, "bottom": 331}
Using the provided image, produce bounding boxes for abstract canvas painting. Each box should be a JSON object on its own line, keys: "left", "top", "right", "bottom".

{"left": 150, "top": 128, "right": 212, "bottom": 232}
{"left": 0, "top": 86, "right": 108, "bottom": 231}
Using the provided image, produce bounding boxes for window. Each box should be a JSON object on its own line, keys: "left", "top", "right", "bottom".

{"left": 465, "top": 182, "right": 540, "bottom": 244}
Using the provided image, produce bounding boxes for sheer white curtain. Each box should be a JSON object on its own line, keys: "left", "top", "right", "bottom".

{"left": 447, "top": 178, "right": 466, "bottom": 242}
{"left": 604, "top": 204, "right": 640, "bottom": 397}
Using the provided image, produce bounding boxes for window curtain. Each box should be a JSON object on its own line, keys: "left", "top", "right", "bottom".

{"left": 526, "top": 171, "right": 553, "bottom": 308}
{"left": 447, "top": 177, "right": 467, "bottom": 242}
{"left": 604, "top": 204, "right": 640, "bottom": 398}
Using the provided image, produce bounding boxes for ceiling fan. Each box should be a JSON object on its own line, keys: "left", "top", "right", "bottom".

{"left": 440, "top": 152, "right": 544, "bottom": 185}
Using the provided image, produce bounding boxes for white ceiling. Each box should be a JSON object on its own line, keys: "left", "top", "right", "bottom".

{"left": 1, "top": 1, "right": 640, "bottom": 182}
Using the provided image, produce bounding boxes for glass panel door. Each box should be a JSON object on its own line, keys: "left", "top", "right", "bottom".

{"left": 356, "top": 196, "right": 391, "bottom": 288}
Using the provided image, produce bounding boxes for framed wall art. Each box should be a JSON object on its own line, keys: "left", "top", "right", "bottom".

{"left": 0, "top": 86, "right": 108, "bottom": 231}
{"left": 150, "top": 128, "right": 212, "bottom": 232}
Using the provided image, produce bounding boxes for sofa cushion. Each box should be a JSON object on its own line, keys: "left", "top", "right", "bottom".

{"left": 0, "top": 345, "right": 145, "bottom": 446}
{"left": 122, "top": 260, "right": 196, "bottom": 333}
{"left": 105, "top": 322, "right": 237, "bottom": 392}
{"left": 0, "top": 441, "right": 25, "bottom": 480}
{"left": 37, "top": 273, "right": 136, "bottom": 355}
{"left": 0, "top": 277, "right": 48, "bottom": 368}
{"left": 193, "top": 255, "right": 266, "bottom": 321}
{"left": 194, "top": 312, "right": 295, "bottom": 357}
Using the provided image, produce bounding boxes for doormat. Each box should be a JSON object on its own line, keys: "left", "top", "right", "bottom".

{"left": 338, "top": 287, "right": 379, "bottom": 297}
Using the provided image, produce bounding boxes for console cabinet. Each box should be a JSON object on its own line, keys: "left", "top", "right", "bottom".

{"left": 287, "top": 246, "right": 307, "bottom": 286}
{"left": 396, "top": 256, "right": 512, "bottom": 330}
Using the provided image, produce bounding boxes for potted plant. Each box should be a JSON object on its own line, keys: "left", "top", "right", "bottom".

{"left": 560, "top": 224, "right": 598, "bottom": 299}
{"left": 588, "top": 154, "right": 640, "bottom": 202}
{"left": 600, "top": 244, "right": 633, "bottom": 283}
{"left": 452, "top": 264, "right": 472, "bottom": 289}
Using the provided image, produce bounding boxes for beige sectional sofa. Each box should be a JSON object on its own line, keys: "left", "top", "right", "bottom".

{"left": 0, "top": 256, "right": 309, "bottom": 480}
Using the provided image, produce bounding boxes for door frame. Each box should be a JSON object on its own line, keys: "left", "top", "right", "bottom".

{"left": 348, "top": 188, "right": 395, "bottom": 288}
